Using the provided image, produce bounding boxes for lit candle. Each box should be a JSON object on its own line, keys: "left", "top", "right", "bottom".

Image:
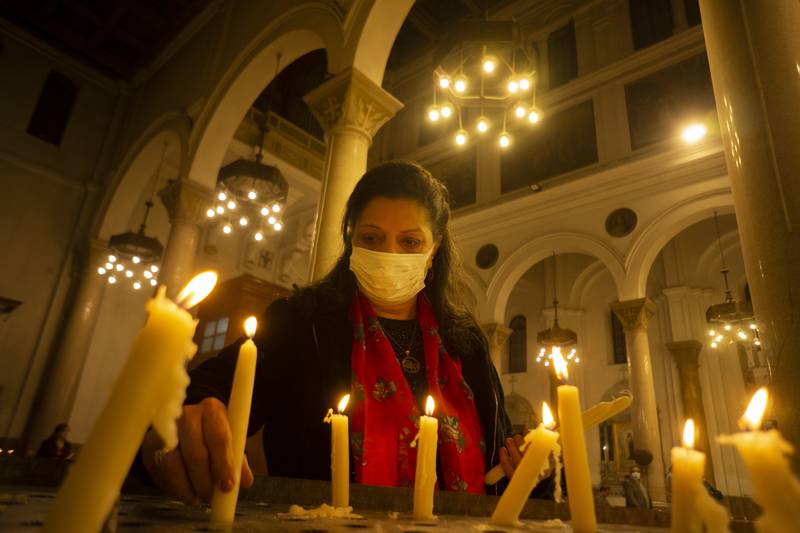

{"left": 671, "top": 419, "right": 729, "bottom": 533}
{"left": 210, "top": 316, "right": 259, "bottom": 525}
{"left": 44, "top": 272, "right": 217, "bottom": 533}
{"left": 484, "top": 393, "right": 632, "bottom": 485}
{"left": 554, "top": 351, "right": 597, "bottom": 533}
{"left": 412, "top": 395, "right": 438, "bottom": 521}
{"left": 324, "top": 394, "right": 351, "bottom": 509}
{"left": 491, "top": 402, "right": 561, "bottom": 526}
{"left": 718, "top": 388, "right": 800, "bottom": 533}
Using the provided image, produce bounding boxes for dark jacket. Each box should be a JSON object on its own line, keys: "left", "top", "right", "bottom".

{"left": 185, "top": 287, "right": 512, "bottom": 494}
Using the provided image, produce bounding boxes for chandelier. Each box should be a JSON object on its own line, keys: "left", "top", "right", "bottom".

{"left": 706, "top": 211, "right": 760, "bottom": 349}
{"left": 206, "top": 120, "right": 288, "bottom": 241}
{"left": 425, "top": 19, "right": 541, "bottom": 149}
{"left": 536, "top": 252, "right": 580, "bottom": 367}
{"left": 97, "top": 145, "right": 166, "bottom": 290}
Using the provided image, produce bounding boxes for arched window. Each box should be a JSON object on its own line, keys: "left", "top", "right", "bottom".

{"left": 508, "top": 315, "right": 527, "bottom": 374}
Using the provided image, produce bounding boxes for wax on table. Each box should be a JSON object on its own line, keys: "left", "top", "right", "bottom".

{"left": 412, "top": 395, "right": 439, "bottom": 521}
{"left": 210, "top": 316, "right": 260, "bottom": 525}
{"left": 484, "top": 393, "right": 632, "bottom": 485}
{"left": 554, "top": 352, "right": 597, "bottom": 533}
{"left": 43, "top": 272, "right": 217, "bottom": 533}
{"left": 717, "top": 387, "right": 800, "bottom": 533}
{"left": 491, "top": 402, "right": 561, "bottom": 527}
{"left": 323, "top": 394, "right": 351, "bottom": 509}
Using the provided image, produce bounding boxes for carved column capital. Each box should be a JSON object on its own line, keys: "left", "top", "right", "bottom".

{"left": 303, "top": 67, "right": 403, "bottom": 141}
{"left": 666, "top": 339, "right": 703, "bottom": 370}
{"left": 610, "top": 297, "right": 656, "bottom": 331}
{"left": 158, "top": 179, "right": 213, "bottom": 226}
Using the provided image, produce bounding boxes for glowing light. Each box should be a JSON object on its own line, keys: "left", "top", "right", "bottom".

{"left": 239, "top": 216, "right": 249, "bottom": 226}
{"left": 737, "top": 330, "right": 748, "bottom": 340}
{"left": 125, "top": 270, "right": 133, "bottom": 278}
{"left": 108, "top": 255, "right": 117, "bottom": 263}
{"left": 482, "top": 55, "right": 497, "bottom": 73}
{"left": 507, "top": 79, "right": 519, "bottom": 93}
{"left": 176, "top": 271, "right": 218, "bottom": 308}
{"left": 105, "top": 262, "right": 113, "bottom": 270}
{"left": 476, "top": 117, "right": 489, "bottom": 133}
{"left": 338, "top": 394, "right": 351, "bottom": 413}
{"left": 749, "top": 323, "right": 757, "bottom": 330}
{"left": 425, "top": 395, "right": 435, "bottom": 416}
{"left": 427, "top": 105, "right": 440, "bottom": 122}
{"left": 98, "top": 267, "right": 106, "bottom": 275}
{"left": 261, "top": 207, "right": 269, "bottom": 216}
{"left": 143, "top": 270, "right": 153, "bottom": 279}
{"left": 247, "top": 190, "right": 257, "bottom": 200}
{"left": 682, "top": 419, "right": 695, "bottom": 448}
{"left": 223, "top": 224, "right": 232, "bottom": 234}
{"left": 455, "top": 130, "right": 468, "bottom": 146}
{"left": 514, "top": 103, "right": 526, "bottom": 118}
{"left": 133, "top": 281, "right": 141, "bottom": 290}
{"left": 216, "top": 206, "right": 225, "bottom": 215}
{"left": 724, "top": 324, "right": 732, "bottom": 331}
{"left": 528, "top": 110, "right": 540, "bottom": 123}
{"left": 498, "top": 132, "right": 511, "bottom": 149}
{"left": 268, "top": 216, "right": 277, "bottom": 225}
{"left": 150, "top": 279, "right": 157, "bottom": 287}
{"left": 108, "top": 276, "right": 117, "bottom": 284}
{"left": 454, "top": 76, "right": 467, "bottom": 93}
{"left": 227, "top": 200, "right": 236, "bottom": 210}
{"left": 682, "top": 123, "right": 708, "bottom": 143}
{"left": 115, "top": 264, "right": 124, "bottom": 272}
{"left": 244, "top": 316, "right": 258, "bottom": 338}
{"left": 272, "top": 204, "right": 281, "bottom": 213}
{"left": 274, "top": 222, "right": 283, "bottom": 231}
{"left": 217, "top": 192, "right": 227, "bottom": 201}
{"left": 438, "top": 75, "right": 450, "bottom": 89}
{"left": 709, "top": 330, "right": 716, "bottom": 337}
{"left": 519, "top": 77, "right": 531, "bottom": 91}
{"left": 711, "top": 342, "right": 718, "bottom": 348}
{"left": 440, "top": 102, "right": 453, "bottom": 118}
{"left": 254, "top": 231, "right": 263, "bottom": 241}
{"left": 150, "top": 265, "right": 159, "bottom": 273}
{"left": 132, "top": 256, "right": 141, "bottom": 264}
{"left": 553, "top": 348, "right": 568, "bottom": 381}
{"left": 542, "top": 402, "right": 555, "bottom": 429}
{"left": 742, "top": 387, "right": 768, "bottom": 430}
{"left": 207, "top": 209, "right": 215, "bottom": 218}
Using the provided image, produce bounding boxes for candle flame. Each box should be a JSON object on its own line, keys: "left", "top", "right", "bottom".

{"left": 338, "top": 394, "right": 350, "bottom": 413}
{"left": 425, "top": 395, "right": 435, "bottom": 416}
{"left": 176, "top": 271, "right": 217, "bottom": 308}
{"left": 682, "top": 419, "right": 695, "bottom": 449}
{"left": 542, "top": 402, "right": 555, "bottom": 429}
{"left": 742, "top": 387, "right": 768, "bottom": 430}
{"left": 553, "top": 348, "right": 569, "bottom": 381}
{"left": 244, "top": 316, "right": 257, "bottom": 338}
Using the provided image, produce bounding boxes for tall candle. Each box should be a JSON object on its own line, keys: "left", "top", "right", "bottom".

{"left": 671, "top": 419, "right": 729, "bottom": 533}
{"left": 210, "top": 316, "right": 259, "bottom": 524}
{"left": 324, "top": 394, "right": 351, "bottom": 508}
{"left": 491, "top": 402, "right": 561, "bottom": 526}
{"left": 413, "top": 395, "right": 438, "bottom": 521}
{"left": 718, "top": 388, "right": 800, "bottom": 533}
{"left": 485, "top": 393, "right": 632, "bottom": 485}
{"left": 44, "top": 272, "right": 217, "bottom": 533}
{"left": 554, "top": 351, "right": 597, "bottom": 533}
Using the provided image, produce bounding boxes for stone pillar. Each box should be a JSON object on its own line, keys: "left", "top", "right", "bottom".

{"left": 666, "top": 340, "right": 715, "bottom": 483}
{"left": 29, "top": 239, "right": 107, "bottom": 446}
{"left": 481, "top": 322, "right": 511, "bottom": 375}
{"left": 611, "top": 298, "right": 667, "bottom": 504}
{"left": 698, "top": 0, "right": 800, "bottom": 470}
{"left": 158, "top": 180, "right": 213, "bottom": 299}
{"left": 304, "top": 67, "right": 403, "bottom": 281}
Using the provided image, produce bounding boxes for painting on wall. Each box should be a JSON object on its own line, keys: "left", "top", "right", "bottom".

{"left": 613, "top": 420, "right": 635, "bottom": 467}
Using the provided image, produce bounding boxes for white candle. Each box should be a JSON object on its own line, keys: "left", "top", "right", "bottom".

{"left": 323, "top": 394, "right": 350, "bottom": 509}
{"left": 671, "top": 419, "right": 729, "bottom": 533}
{"left": 554, "top": 351, "right": 597, "bottom": 533}
{"left": 718, "top": 388, "right": 800, "bottom": 533}
{"left": 210, "top": 316, "right": 259, "bottom": 524}
{"left": 413, "top": 395, "right": 438, "bottom": 521}
{"left": 491, "top": 402, "right": 561, "bottom": 526}
{"left": 44, "top": 272, "right": 217, "bottom": 533}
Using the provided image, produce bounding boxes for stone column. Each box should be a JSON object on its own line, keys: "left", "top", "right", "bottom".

{"left": 698, "top": 0, "right": 800, "bottom": 470}
{"left": 481, "top": 322, "right": 511, "bottom": 375}
{"left": 671, "top": 0, "right": 689, "bottom": 34}
{"left": 304, "top": 67, "right": 403, "bottom": 281}
{"left": 666, "top": 340, "right": 715, "bottom": 483}
{"left": 29, "top": 239, "right": 107, "bottom": 446}
{"left": 158, "top": 180, "right": 213, "bottom": 299}
{"left": 611, "top": 298, "right": 667, "bottom": 504}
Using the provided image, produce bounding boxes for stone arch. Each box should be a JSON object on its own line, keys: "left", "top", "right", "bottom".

{"left": 461, "top": 265, "right": 489, "bottom": 320}
{"left": 694, "top": 228, "right": 741, "bottom": 288}
{"left": 622, "top": 190, "right": 735, "bottom": 299}
{"left": 188, "top": 4, "right": 345, "bottom": 189}
{"left": 568, "top": 259, "right": 613, "bottom": 308}
{"left": 505, "top": 392, "right": 537, "bottom": 431}
{"left": 486, "top": 232, "right": 626, "bottom": 323}
{"left": 95, "top": 112, "right": 192, "bottom": 240}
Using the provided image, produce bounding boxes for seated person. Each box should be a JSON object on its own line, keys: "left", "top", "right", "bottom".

{"left": 37, "top": 423, "right": 74, "bottom": 460}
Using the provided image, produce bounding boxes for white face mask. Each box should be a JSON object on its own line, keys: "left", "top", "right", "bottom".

{"left": 349, "top": 246, "right": 432, "bottom": 306}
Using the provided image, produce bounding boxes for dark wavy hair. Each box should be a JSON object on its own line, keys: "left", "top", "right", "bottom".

{"left": 306, "top": 160, "right": 483, "bottom": 354}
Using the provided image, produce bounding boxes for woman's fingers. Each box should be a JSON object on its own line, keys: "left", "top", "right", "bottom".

{"left": 506, "top": 437, "right": 523, "bottom": 468}
{"left": 201, "top": 398, "right": 236, "bottom": 492}
{"left": 241, "top": 454, "right": 254, "bottom": 488}
{"left": 177, "top": 405, "right": 213, "bottom": 502}
{"left": 499, "top": 446, "right": 515, "bottom": 479}
{"left": 159, "top": 447, "right": 199, "bottom": 505}
{"left": 513, "top": 433, "right": 526, "bottom": 454}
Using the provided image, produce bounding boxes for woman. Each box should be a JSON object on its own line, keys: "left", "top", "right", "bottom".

{"left": 37, "top": 423, "right": 73, "bottom": 460}
{"left": 140, "top": 161, "right": 525, "bottom": 504}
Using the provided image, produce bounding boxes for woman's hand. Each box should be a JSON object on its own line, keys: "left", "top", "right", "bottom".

{"left": 141, "top": 397, "right": 254, "bottom": 504}
{"left": 499, "top": 434, "right": 527, "bottom": 479}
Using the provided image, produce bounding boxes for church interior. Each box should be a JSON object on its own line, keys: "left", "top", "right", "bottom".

{"left": 0, "top": 0, "right": 798, "bottom": 531}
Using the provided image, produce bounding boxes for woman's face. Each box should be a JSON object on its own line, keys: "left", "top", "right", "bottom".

{"left": 352, "top": 197, "right": 437, "bottom": 256}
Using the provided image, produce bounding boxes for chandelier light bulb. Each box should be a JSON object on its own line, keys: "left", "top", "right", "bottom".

{"left": 133, "top": 281, "right": 141, "bottom": 290}
{"left": 239, "top": 216, "right": 249, "bottom": 226}
{"left": 272, "top": 203, "right": 281, "bottom": 213}
{"left": 105, "top": 262, "right": 113, "bottom": 270}
{"left": 482, "top": 55, "right": 497, "bottom": 73}
{"left": 150, "top": 265, "right": 158, "bottom": 273}
{"left": 207, "top": 208, "right": 215, "bottom": 218}
{"left": 476, "top": 116, "right": 489, "bottom": 133}
{"left": 724, "top": 324, "right": 732, "bottom": 331}
{"left": 217, "top": 192, "right": 227, "bottom": 201}
{"left": 108, "top": 276, "right": 117, "bottom": 284}
{"left": 132, "top": 256, "right": 140, "bottom": 264}
{"left": 507, "top": 79, "right": 519, "bottom": 94}
{"left": 749, "top": 323, "right": 757, "bottom": 330}
{"left": 528, "top": 109, "right": 540, "bottom": 123}
{"left": 125, "top": 270, "right": 133, "bottom": 278}
{"left": 108, "top": 255, "right": 116, "bottom": 263}
{"left": 274, "top": 222, "right": 283, "bottom": 231}
{"left": 454, "top": 76, "right": 467, "bottom": 93}
{"left": 97, "top": 267, "right": 106, "bottom": 275}
{"left": 455, "top": 129, "right": 468, "bottom": 146}
{"left": 711, "top": 341, "right": 718, "bottom": 348}
{"left": 440, "top": 102, "right": 453, "bottom": 118}
{"left": 260, "top": 207, "right": 269, "bottom": 216}
{"left": 498, "top": 131, "right": 511, "bottom": 148}
{"left": 438, "top": 75, "right": 450, "bottom": 89}
{"left": 268, "top": 216, "right": 277, "bottom": 225}
{"left": 519, "top": 77, "right": 531, "bottom": 91}
{"left": 223, "top": 224, "right": 232, "bottom": 234}
{"left": 227, "top": 200, "right": 236, "bottom": 210}
{"left": 247, "top": 190, "right": 257, "bottom": 200}
{"left": 144, "top": 270, "right": 153, "bottom": 279}
{"left": 514, "top": 103, "right": 527, "bottom": 118}
{"left": 216, "top": 206, "right": 225, "bottom": 214}
{"left": 115, "top": 264, "right": 124, "bottom": 272}
{"left": 682, "top": 123, "right": 707, "bottom": 143}
{"left": 254, "top": 231, "right": 264, "bottom": 241}
{"left": 427, "top": 105, "right": 440, "bottom": 122}
{"left": 150, "top": 279, "right": 158, "bottom": 287}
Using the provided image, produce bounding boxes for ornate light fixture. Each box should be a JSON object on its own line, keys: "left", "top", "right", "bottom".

{"left": 206, "top": 119, "right": 288, "bottom": 241}
{"left": 706, "top": 211, "right": 760, "bottom": 348}
{"left": 426, "top": 18, "right": 541, "bottom": 148}
{"left": 98, "top": 144, "right": 166, "bottom": 290}
{"left": 536, "top": 252, "right": 581, "bottom": 366}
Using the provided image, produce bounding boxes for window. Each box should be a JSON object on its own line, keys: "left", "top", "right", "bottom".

{"left": 200, "top": 317, "right": 229, "bottom": 354}
{"left": 508, "top": 316, "right": 527, "bottom": 374}
{"left": 27, "top": 71, "right": 78, "bottom": 146}
{"left": 611, "top": 310, "right": 628, "bottom": 364}
{"left": 629, "top": 0, "right": 674, "bottom": 50}
{"left": 547, "top": 21, "right": 578, "bottom": 89}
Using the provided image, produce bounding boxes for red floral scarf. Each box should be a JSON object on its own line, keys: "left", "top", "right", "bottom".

{"left": 348, "top": 291, "right": 486, "bottom": 494}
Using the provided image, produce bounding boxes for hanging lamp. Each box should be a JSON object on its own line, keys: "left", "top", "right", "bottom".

{"left": 536, "top": 252, "right": 580, "bottom": 366}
